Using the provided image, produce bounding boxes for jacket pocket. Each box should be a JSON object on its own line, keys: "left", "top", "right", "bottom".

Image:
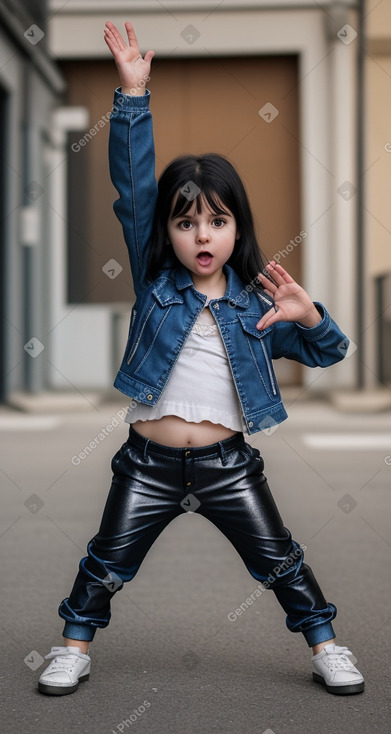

{"left": 126, "top": 303, "right": 156, "bottom": 365}
{"left": 237, "top": 316, "right": 277, "bottom": 399}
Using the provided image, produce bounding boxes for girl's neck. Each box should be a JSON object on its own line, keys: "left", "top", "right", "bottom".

{"left": 191, "top": 269, "right": 227, "bottom": 301}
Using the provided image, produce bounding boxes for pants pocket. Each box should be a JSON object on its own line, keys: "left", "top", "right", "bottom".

{"left": 110, "top": 442, "right": 129, "bottom": 473}
{"left": 243, "top": 443, "right": 265, "bottom": 473}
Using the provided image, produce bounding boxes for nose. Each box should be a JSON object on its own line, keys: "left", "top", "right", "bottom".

{"left": 196, "top": 224, "right": 211, "bottom": 243}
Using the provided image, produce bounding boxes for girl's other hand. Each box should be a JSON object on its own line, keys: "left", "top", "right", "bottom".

{"left": 256, "top": 261, "right": 322, "bottom": 330}
{"left": 104, "top": 21, "right": 154, "bottom": 95}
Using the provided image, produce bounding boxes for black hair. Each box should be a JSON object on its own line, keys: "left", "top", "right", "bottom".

{"left": 146, "top": 153, "right": 268, "bottom": 288}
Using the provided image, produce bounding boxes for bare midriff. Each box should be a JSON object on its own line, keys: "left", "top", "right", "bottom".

{"left": 132, "top": 415, "right": 238, "bottom": 447}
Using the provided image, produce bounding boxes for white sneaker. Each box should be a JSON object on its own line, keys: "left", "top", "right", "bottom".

{"left": 312, "top": 643, "right": 364, "bottom": 695}
{"left": 38, "top": 646, "right": 91, "bottom": 695}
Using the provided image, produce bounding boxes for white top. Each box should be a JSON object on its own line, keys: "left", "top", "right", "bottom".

{"left": 125, "top": 304, "right": 246, "bottom": 432}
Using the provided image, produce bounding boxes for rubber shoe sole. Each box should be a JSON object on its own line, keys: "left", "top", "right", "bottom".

{"left": 38, "top": 672, "right": 90, "bottom": 696}
{"left": 313, "top": 672, "right": 364, "bottom": 695}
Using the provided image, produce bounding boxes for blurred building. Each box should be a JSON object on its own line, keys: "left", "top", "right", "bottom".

{"left": 0, "top": 0, "right": 65, "bottom": 401}
{"left": 364, "top": 1, "right": 391, "bottom": 389}
{"left": 1, "top": 0, "right": 390, "bottom": 406}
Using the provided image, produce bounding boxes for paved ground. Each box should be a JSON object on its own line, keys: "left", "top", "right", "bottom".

{"left": 1, "top": 395, "right": 390, "bottom": 734}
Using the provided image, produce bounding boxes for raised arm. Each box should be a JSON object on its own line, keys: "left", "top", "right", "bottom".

{"left": 104, "top": 21, "right": 157, "bottom": 294}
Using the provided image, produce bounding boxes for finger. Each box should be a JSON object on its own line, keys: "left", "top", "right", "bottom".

{"left": 269, "top": 261, "right": 295, "bottom": 284}
{"left": 104, "top": 23, "right": 126, "bottom": 53}
{"left": 265, "top": 261, "right": 286, "bottom": 286}
{"left": 144, "top": 50, "right": 155, "bottom": 64}
{"left": 103, "top": 31, "right": 119, "bottom": 55}
{"left": 256, "top": 306, "right": 281, "bottom": 331}
{"left": 257, "top": 271, "right": 278, "bottom": 293}
{"left": 104, "top": 31, "right": 121, "bottom": 56}
{"left": 125, "top": 21, "right": 140, "bottom": 50}
{"left": 105, "top": 21, "right": 126, "bottom": 48}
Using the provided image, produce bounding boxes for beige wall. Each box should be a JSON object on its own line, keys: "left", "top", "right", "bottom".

{"left": 365, "top": 0, "right": 391, "bottom": 277}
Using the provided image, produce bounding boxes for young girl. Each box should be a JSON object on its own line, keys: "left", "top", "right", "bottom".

{"left": 38, "top": 21, "right": 364, "bottom": 697}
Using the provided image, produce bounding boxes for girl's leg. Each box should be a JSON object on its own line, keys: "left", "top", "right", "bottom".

{"left": 57, "top": 436, "right": 184, "bottom": 642}
{"left": 197, "top": 444, "right": 364, "bottom": 693}
{"left": 193, "top": 440, "right": 337, "bottom": 648}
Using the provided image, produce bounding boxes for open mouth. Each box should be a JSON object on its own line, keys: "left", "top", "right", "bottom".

{"left": 196, "top": 251, "right": 213, "bottom": 265}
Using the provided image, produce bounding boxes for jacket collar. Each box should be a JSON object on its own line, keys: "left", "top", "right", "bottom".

{"left": 174, "top": 264, "right": 251, "bottom": 308}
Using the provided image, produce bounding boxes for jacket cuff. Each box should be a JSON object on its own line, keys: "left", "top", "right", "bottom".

{"left": 112, "top": 87, "right": 151, "bottom": 112}
{"left": 294, "top": 302, "right": 333, "bottom": 341}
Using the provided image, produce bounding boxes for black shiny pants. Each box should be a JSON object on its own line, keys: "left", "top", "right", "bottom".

{"left": 59, "top": 427, "right": 336, "bottom": 646}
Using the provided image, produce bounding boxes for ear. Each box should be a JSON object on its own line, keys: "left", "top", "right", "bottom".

{"left": 235, "top": 231, "right": 241, "bottom": 240}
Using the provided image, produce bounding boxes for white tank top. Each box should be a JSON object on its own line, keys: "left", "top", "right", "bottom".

{"left": 125, "top": 304, "right": 246, "bottom": 432}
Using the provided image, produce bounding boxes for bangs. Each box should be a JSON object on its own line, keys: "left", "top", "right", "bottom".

{"left": 170, "top": 186, "right": 232, "bottom": 219}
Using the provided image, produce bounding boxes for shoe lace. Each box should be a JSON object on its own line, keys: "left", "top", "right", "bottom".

{"left": 44, "top": 649, "right": 81, "bottom": 672}
{"left": 323, "top": 646, "right": 355, "bottom": 672}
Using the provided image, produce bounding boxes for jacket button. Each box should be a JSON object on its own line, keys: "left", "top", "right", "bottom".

{"left": 248, "top": 421, "right": 254, "bottom": 428}
{"left": 212, "top": 303, "right": 220, "bottom": 310}
{"left": 147, "top": 394, "right": 153, "bottom": 401}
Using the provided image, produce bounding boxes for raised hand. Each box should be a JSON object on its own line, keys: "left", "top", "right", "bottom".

{"left": 256, "top": 261, "right": 322, "bottom": 330}
{"left": 104, "top": 21, "right": 154, "bottom": 95}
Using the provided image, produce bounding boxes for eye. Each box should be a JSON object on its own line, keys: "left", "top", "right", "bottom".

{"left": 178, "top": 220, "right": 193, "bottom": 230}
{"left": 212, "top": 218, "right": 226, "bottom": 228}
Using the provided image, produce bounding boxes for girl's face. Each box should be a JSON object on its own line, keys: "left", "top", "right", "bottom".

{"left": 166, "top": 193, "right": 239, "bottom": 284}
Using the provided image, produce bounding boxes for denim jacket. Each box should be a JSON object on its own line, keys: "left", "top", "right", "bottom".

{"left": 109, "top": 89, "right": 349, "bottom": 435}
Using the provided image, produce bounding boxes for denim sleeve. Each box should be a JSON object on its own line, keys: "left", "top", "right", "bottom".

{"left": 271, "top": 302, "right": 350, "bottom": 367}
{"left": 109, "top": 88, "right": 158, "bottom": 295}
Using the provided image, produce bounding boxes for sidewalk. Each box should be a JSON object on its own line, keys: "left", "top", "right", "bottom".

{"left": 1, "top": 397, "right": 390, "bottom": 733}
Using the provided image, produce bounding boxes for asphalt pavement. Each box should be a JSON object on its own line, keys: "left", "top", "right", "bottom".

{"left": 1, "top": 394, "right": 390, "bottom": 734}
